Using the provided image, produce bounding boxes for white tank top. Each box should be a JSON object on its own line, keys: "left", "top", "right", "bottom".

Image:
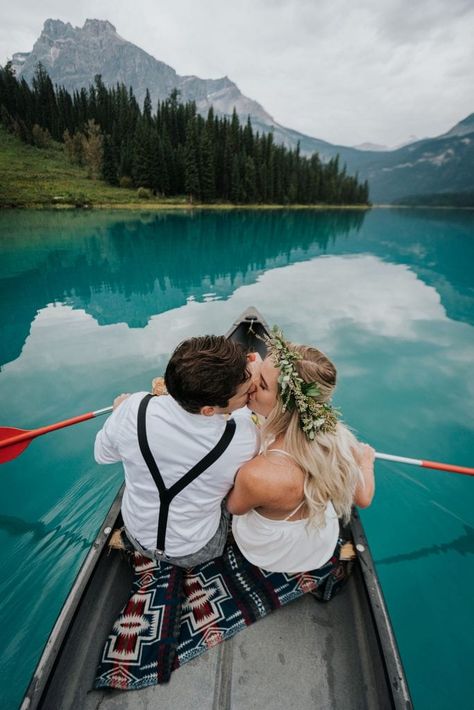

{"left": 232, "top": 449, "right": 339, "bottom": 573}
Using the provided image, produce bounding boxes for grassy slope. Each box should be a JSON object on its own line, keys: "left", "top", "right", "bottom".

{"left": 0, "top": 126, "right": 188, "bottom": 208}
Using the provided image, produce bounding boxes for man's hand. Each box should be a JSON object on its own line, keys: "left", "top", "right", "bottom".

{"left": 113, "top": 393, "right": 131, "bottom": 410}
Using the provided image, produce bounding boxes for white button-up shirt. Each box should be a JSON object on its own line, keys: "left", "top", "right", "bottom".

{"left": 95, "top": 393, "right": 259, "bottom": 556}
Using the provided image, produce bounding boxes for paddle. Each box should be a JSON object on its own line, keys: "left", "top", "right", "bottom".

{"left": 375, "top": 452, "right": 474, "bottom": 477}
{"left": 0, "top": 408, "right": 473, "bottom": 475}
{"left": 0, "top": 407, "right": 112, "bottom": 464}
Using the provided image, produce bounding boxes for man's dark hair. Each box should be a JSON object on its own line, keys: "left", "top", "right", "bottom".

{"left": 164, "top": 335, "right": 250, "bottom": 413}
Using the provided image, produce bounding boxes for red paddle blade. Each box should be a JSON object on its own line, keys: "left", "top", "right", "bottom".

{"left": 0, "top": 427, "right": 31, "bottom": 464}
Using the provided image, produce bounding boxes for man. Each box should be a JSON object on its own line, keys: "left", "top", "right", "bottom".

{"left": 94, "top": 335, "right": 259, "bottom": 568}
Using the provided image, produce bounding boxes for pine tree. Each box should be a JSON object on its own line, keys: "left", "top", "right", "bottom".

{"left": 200, "top": 130, "right": 215, "bottom": 202}
{"left": 184, "top": 121, "right": 200, "bottom": 202}
{"left": 102, "top": 135, "right": 118, "bottom": 185}
{"left": 132, "top": 119, "right": 152, "bottom": 187}
{"left": 244, "top": 156, "right": 257, "bottom": 203}
{"left": 143, "top": 89, "right": 152, "bottom": 123}
{"left": 32, "top": 63, "right": 58, "bottom": 137}
{"left": 230, "top": 154, "right": 241, "bottom": 203}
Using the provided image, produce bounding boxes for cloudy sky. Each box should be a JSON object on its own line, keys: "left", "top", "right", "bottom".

{"left": 1, "top": 0, "right": 473, "bottom": 147}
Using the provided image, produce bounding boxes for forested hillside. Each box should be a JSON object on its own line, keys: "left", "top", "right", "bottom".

{"left": 0, "top": 63, "right": 369, "bottom": 206}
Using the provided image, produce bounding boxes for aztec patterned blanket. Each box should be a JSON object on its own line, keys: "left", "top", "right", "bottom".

{"left": 95, "top": 539, "right": 347, "bottom": 691}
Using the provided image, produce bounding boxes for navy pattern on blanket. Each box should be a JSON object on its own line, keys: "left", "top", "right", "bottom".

{"left": 95, "top": 539, "right": 346, "bottom": 691}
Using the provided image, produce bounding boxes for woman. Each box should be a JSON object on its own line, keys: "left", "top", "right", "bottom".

{"left": 227, "top": 327, "right": 375, "bottom": 575}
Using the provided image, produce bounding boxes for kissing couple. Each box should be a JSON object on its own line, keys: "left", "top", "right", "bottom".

{"left": 95, "top": 328, "right": 374, "bottom": 576}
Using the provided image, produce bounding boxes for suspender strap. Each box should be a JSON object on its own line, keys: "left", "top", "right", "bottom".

{"left": 137, "top": 393, "right": 236, "bottom": 553}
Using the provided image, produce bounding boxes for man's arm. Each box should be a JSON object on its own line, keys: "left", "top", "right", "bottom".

{"left": 94, "top": 393, "right": 131, "bottom": 464}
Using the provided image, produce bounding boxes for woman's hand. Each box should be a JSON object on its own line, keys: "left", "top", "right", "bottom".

{"left": 113, "top": 393, "right": 131, "bottom": 410}
{"left": 353, "top": 443, "right": 375, "bottom": 470}
{"left": 151, "top": 377, "right": 168, "bottom": 396}
{"left": 353, "top": 443, "right": 375, "bottom": 508}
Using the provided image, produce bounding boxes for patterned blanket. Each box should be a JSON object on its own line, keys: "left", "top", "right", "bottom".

{"left": 95, "top": 539, "right": 347, "bottom": 691}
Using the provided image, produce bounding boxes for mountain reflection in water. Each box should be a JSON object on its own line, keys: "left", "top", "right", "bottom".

{"left": 1, "top": 208, "right": 473, "bottom": 370}
{"left": 0, "top": 209, "right": 364, "bottom": 367}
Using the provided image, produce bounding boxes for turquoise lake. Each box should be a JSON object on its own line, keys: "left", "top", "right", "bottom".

{"left": 0, "top": 208, "right": 473, "bottom": 709}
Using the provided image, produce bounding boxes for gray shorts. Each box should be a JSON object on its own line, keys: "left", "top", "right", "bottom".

{"left": 123, "top": 506, "right": 230, "bottom": 569}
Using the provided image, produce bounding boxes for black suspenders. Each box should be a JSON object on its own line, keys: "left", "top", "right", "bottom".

{"left": 137, "top": 394, "right": 236, "bottom": 554}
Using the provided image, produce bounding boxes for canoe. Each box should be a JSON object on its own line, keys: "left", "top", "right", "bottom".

{"left": 21, "top": 306, "right": 412, "bottom": 710}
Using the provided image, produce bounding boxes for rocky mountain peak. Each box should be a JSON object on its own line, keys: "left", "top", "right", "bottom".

{"left": 14, "top": 17, "right": 273, "bottom": 126}
{"left": 83, "top": 19, "right": 117, "bottom": 35}
{"left": 42, "top": 19, "right": 73, "bottom": 38}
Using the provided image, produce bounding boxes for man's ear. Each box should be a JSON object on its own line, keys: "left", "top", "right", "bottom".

{"left": 200, "top": 405, "right": 216, "bottom": 417}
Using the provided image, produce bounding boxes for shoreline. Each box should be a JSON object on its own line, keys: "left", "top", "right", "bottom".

{"left": 0, "top": 202, "right": 373, "bottom": 211}
{"left": 1, "top": 202, "right": 473, "bottom": 212}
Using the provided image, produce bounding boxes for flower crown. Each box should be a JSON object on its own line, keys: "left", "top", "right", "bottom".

{"left": 263, "top": 326, "right": 339, "bottom": 440}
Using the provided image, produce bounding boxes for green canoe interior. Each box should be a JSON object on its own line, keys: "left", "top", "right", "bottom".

{"left": 22, "top": 308, "right": 412, "bottom": 710}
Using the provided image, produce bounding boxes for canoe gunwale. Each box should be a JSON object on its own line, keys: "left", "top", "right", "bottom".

{"left": 20, "top": 487, "right": 124, "bottom": 710}
{"left": 350, "top": 509, "right": 412, "bottom": 708}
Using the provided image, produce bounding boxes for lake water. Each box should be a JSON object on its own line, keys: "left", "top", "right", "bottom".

{"left": 0, "top": 208, "right": 473, "bottom": 709}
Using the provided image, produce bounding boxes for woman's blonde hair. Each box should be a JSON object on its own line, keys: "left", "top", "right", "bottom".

{"left": 261, "top": 345, "right": 360, "bottom": 528}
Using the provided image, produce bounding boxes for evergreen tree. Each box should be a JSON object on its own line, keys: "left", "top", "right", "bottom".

{"left": 132, "top": 119, "right": 152, "bottom": 187}
{"left": 102, "top": 135, "right": 118, "bottom": 185}
{"left": 184, "top": 121, "right": 200, "bottom": 202}
{"left": 230, "top": 154, "right": 241, "bottom": 203}
{"left": 32, "top": 63, "right": 58, "bottom": 138}
{"left": 143, "top": 89, "right": 152, "bottom": 123}
{"left": 244, "top": 156, "right": 257, "bottom": 203}
{"left": 199, "top": 130, "right": 215, "bottom": 202}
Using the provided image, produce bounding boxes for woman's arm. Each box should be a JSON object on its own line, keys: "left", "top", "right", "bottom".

{"left": 353, "top": 443, "right": 375, "bottom": 508}
{"left": 226, "top": 458, "right": 269, "bottom": 515}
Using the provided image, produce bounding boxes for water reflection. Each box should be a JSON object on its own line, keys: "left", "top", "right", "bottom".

{"left": 375, "top": 524, "right": 474, "bottom": 565}
{"left": 1, "top": 208, "right": 473, "bottom": 370}
{"left": 0, "top": 210, "right": 364, "bottom": 367}
{"left": 0, "top": 514, "right": 48, "bottom": 539}
{"left": 0, "top": 514, "right": 91, "bottom": 551}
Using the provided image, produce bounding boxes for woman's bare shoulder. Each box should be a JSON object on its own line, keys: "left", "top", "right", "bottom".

{"left": 238, "top": 453, "right": 272, "bottom": 481}
{"left": 229, "top": 451, "right": 304, "bottom": 514}
{"left": 239, "top": 450, "right": 302, "bottom": 489}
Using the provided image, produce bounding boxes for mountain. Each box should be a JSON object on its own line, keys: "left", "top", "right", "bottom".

{"left": 13, "top": 20, "right": 277, "bottom": 126}
{"left": 440, "top": 113, "right": 474, "bottom": 139}
{"left": 10, "top": 19, "right": 474, "bottom": 205}
{"left": 353, "top": 142, "right": 389, "bottom": 152}
{"left": 12, "top": 19, "right": 371, "bottom": 164}
{"left": 347, "top": 122, "right": 474, "bottom": 204}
